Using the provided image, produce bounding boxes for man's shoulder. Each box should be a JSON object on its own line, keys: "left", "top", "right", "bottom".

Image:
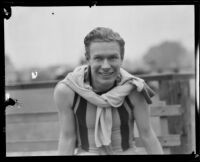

{"left": 54, "top": 81, "right": 75, "bottom": 107}
{"left": 54, "top": 81, "right": 74, "bottom": 94}
{"left": 128, "top": 89, "right": 146, "bottom": 105}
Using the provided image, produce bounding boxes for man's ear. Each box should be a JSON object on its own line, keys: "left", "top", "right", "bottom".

{"left": 85, "top": 52, "right": 90, "bottom": 61}
{"left": 120, "top": 59, "right": 123, "bottom": 66}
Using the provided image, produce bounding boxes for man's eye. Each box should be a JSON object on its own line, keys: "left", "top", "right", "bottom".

{"left": 109, "top": 57, "right": 118, "bottom": 60}
{"left": 95, "top": 57, "right": 102, "bottom": 61}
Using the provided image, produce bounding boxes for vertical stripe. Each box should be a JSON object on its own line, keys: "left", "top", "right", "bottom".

{"left": 74, "top": 116, "right": 79, "bottom": 148}
{"left": 76, "top": 97, "right": 89, "bottom": 151}
{"left": 74, "top": 95, "right": 80, "bottom": 113}
{"left": 117, "top": 104, "right": 130, "bottom": 151}
{"left": 125, "top": 97, "right": 135, "bottom": 141}
{"left": 72, "top": 92, "right": 78, "bottom": 111}
{"left": 124, "top": 102, "right": 135, "bottom": 142}
{"left": 125, "top": 96, "right": 134, "bottom": 112}
{"left": 71, "top": 92, "right": 79, "bottom": 147}
{"left": 125, "top": 97, "right": 135, "bottom": 122}
{"left": 123, "top": 102, "right": 132, "bottom": 121}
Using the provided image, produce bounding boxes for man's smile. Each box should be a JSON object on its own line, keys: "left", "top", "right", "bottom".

{"left": 99, "top": 72, "right": 114, "bottom": 77}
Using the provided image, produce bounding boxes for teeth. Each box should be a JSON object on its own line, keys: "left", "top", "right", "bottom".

{"left": 102, "top": 73, "right": 111, "bottom": 75}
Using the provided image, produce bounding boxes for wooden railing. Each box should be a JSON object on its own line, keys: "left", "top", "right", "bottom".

{"left": 5, "top": 73, "right": 195, "bottom": 155}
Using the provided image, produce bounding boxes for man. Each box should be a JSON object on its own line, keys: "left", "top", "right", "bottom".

{"left": 54, "top": 27, "right": 163, "bottom": 155}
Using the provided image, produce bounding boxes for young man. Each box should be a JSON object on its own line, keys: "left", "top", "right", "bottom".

{"left": 54, "top": 27, "right": 163, "bottom": 155}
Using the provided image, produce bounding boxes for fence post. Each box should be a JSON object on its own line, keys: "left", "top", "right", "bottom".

{"left": 159, "top": 78, "right": 192, "bottom": 154}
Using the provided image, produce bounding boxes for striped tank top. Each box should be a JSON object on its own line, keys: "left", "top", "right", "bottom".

{"left": 72, "top": 92, "right": 135, "bottom": 154}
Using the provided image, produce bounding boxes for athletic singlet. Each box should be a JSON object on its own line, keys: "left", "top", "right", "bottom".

{"left": 72, "top": 92, "right": 136, "bottom": 154}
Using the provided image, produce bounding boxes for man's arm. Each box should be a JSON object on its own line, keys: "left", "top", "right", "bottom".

{"left": 54, "top": 83, "right": 76, "bottom": 155}
{"left": 130, "top": 91, "right": 163, "bottom": 154}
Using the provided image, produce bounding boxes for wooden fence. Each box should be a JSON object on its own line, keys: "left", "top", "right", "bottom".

{"left": 5, "top": 73, "right": 195, "bottom": 156}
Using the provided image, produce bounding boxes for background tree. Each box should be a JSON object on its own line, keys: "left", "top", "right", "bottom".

{"left": 143, "top": 41, "right": 194, "bottom": 73}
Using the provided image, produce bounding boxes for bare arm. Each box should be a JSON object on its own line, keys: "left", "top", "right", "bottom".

{"left": 130, "top": 91, "right": 163, "bottom": 154}
{"left": 54, "top": 83, "right": 76, "bottom": 155}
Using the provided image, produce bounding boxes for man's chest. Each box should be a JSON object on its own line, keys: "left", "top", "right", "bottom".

{"left": 74, "top": 97, "right": 134, "bottom": 129}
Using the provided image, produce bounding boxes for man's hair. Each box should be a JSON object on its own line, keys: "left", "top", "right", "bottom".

{"left": 84, "top": 27, "right": 125, "bottom": 60}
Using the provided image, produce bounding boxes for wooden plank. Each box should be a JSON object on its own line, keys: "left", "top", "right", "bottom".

{"left": 159, "top": 79, "right": 193, "bottom": 154}
{"left": 6, "top": 122, "right": 59, "bottom": 141}
{"left": 6, "top": 112, "right": 58, "bottom": 124}
{"left": 6, "top": 103, "right": 182, "bottom": 123}
{"left": 5, "top": 88, "right": 57, "bottom": 115}
{"left": 150, "top": 104, "right": 182, "bottom": 117}
{"left": 163, "top": 148, "right": 171, "bottom": 154}
{"left": 5, "top": 73, "right": 195, "bottom": 90}
{"left": 160, "top": 118, "right": 169, "bottom": 135}
{"left": 135, "top": 135, "right": 181, "bottom": 147}
{"left": 6, "top": 139, "right": 58, "bottom": 152}
{"left": 7, "top": 134, "right": 181, "bottom": 152}
{"left": 138, "top": 73, "right": 195, "bottom": 81}
{"left": 6, "top": 80, "right": 58, "bottom": 90}
{"left": 7, "top": 150, "right": 58, "bottom": 156}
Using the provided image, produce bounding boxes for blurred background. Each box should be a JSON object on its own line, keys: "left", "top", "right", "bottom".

{"left": 4, "top": 5, "right": 196, "bottom": 156}
{"left": 5, "top": 6, "right": 194, "bottom": 83}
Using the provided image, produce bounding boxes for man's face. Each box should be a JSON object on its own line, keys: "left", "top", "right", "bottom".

{"left": 88, "top": 41, "right": 123, "bottom": 91}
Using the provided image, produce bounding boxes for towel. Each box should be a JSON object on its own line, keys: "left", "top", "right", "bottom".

{"left": 61, "top": 65, "right": 155, "bottom": 148}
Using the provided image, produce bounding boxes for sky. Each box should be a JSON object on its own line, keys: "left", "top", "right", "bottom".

{"left": 4, "top": 5, "right": 194, "bottom": 70}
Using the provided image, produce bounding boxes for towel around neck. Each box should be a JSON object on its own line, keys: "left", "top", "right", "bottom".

{"left": 61, "top": 65, "right": 155, "bottom": 148}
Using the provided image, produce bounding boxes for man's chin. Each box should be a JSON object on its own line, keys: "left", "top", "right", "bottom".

{"left": 98, "top": 77, "right": 116, "bottom": 85}
{"left": 99, "top": 72, "right": 115, "bottom": 79}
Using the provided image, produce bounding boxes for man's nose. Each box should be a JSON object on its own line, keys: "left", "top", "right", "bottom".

{"left": 101, "top": 59, "right": 111, "bottom": 69}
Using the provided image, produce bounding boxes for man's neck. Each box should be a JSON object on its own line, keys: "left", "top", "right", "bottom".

{"left": 92, "top": 82, "right": 116, "bottom": 94}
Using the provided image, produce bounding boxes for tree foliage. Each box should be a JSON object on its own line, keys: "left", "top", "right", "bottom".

{"left": 143, "top": 41, "right": 194, "bottom": 73}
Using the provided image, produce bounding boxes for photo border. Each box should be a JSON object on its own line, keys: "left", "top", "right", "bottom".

{"left": 0, "top": 0, "right": 199, "bottom": 161}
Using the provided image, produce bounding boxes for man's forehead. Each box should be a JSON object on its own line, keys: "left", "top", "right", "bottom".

{"left": 90, "top": 41, "right": 120, "bottom": 51}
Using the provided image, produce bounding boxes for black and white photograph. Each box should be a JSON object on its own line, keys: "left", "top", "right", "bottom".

{"left": 4, "top": 5, "right": 196, "bottom": 156}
